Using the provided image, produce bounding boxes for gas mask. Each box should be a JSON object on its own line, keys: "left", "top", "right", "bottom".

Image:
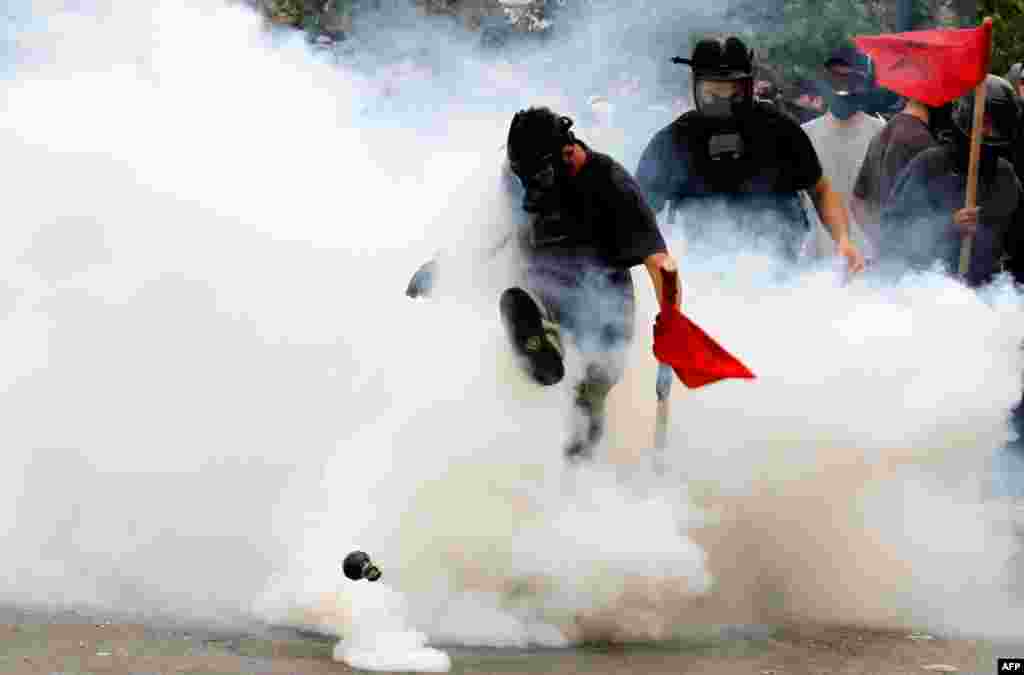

{"left": 707, "top": 130, "right": 745, "bottom": 162}
{"left": 949, "top": 75, "right": 1021, "bottom": 179}
{"left": 695, "top": 78, "right": 752, "bottom": 120}
{"left": 512, "top": 152, "right": 562, "bottom": 214}
{"left": 511, "top": 152, "right": 573, "bottom": 248}
{"left": 506, "top": 110, "right": 579, "bottom": 248}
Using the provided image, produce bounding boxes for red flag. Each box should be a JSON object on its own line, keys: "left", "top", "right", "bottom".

{"left": 653, "top": 307, "right": 755, "bottom": 389}
{"left": 853, "top": 23, "right": 992, "bottom": 107}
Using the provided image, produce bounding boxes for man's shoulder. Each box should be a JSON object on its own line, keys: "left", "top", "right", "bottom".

{"left": 853, "top": 114, "right": 886, "bottom": 142}
{"left": 864, "top": 113, "right": 886, "bottom": 129}
{"left": 800, "top": 114, "right": 826, "bottom": 133}
{"left": 639, "top": 113, "right": 699, "bottom": 158}
{"left": 901, "top": 144, "right": 953, "bottom": 178}
{"left": 584, "top": 149, "right": 622, "bottom": 175}
{"left": 585, "top": 150, "right": 638, "bottom": 189}
{"left": 887, "top": 113, "right": 931, "bottom": 138}
{"left": 996, "top": 157, "right": 1021, "bottom": 188}
{"left": 754, "top": 101, "right": 804, "bottom": 129}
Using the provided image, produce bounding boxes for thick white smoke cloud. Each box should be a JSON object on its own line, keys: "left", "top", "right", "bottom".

{"left": 1, "top": 0, "right": 1022, "bottom": 654}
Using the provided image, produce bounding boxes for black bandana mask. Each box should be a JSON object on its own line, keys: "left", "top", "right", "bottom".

{"left": 827, "top": 92, "right": 866, "bottom": 120}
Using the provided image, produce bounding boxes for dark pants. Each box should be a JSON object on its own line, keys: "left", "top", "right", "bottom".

{"left": 523, "top": 263, "right": 636, "bottom": 457}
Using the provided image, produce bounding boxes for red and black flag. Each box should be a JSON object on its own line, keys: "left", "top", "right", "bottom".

{"left": 853, "top": 23, "right": 992, "bottom": 107}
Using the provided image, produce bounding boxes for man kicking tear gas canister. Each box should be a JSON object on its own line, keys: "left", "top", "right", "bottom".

{"left": 407, "top": 107, "right": 679, "bottom": 462}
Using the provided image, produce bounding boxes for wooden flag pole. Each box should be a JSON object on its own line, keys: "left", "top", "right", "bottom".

{"left": 958, "top": 16, "right": 994, "bottom": 279}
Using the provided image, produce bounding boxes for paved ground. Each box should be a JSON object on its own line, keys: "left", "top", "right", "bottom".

{"left": 4, "top": 445, "right": 1021, "bottom": 674}
{"left": 2, "top": 615, "right": 1022, "bottom": 674}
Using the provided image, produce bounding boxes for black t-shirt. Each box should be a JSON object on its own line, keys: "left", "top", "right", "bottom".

{"left": 558, "top": 149, "right": 668, "bottom": 268}
{"left": 635, "top": 102, "right": 823, "bottom": 254}
{"left": 881, "top": 144, "right": 1022, "bottom": 286}
{"left": 853, "top": 113, "right": 934, "bottom": 216}
{"left": 513, "top": 147, "right": 668, "bottom": 286}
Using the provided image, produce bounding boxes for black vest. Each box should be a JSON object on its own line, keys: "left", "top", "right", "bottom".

{"left": 665, "top": 105, "right": 811, "bottom": 255}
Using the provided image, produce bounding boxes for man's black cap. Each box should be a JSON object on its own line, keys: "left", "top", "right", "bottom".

{"left": 824, "top": 46, "right": 870, "bottom": 74}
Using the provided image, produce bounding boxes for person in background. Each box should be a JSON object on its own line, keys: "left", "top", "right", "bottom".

{"left": 850, "top": 97, "right": 936, "bottom": 252}
{"left": 801, "top": 46, "right": 885, "bottom": 260}
{"left": 881, "top": 75, "right": 1022, "bottom": 288}
{"left": 1002, "top": 63, "right": 1024, "bottom": 182}
{"left": 636, "top": 35, "right": 864, "bottom": 272}
{"left": 787, "top": 78, "right": 825, "bottom": 124}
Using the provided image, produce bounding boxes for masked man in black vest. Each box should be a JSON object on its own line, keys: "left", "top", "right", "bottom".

{"left": 636, "top": 36, "right": 865, "bottom": 272}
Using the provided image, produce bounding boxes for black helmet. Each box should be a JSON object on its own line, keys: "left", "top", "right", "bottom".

{"left": 952, "top": 74, "right": 1021, "bottom": 147}
{"left": 673, "top": 36, "right": 754, "bottom": 80}
{"left": 506, "top": 107, "right": 575, "bottom": 177}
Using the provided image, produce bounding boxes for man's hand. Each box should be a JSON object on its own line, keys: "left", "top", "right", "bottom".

{"left": 810, "top": 176, "right": 865, "bottom": 276}
{"left": 836, "top": 237, "right": 866, "bottom": 275}
{"left": 644, "top": 252, "right": 681, "bottom": 309}
{"left": 406, "top": 259, "right": 438, "bottom": 298}
{"left": 952, "top": 207, "right": 981, "bottom": 238}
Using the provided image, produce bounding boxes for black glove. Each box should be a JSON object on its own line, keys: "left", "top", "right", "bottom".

{"left": 406, "top": 259, "right": 438, "bottom": 298}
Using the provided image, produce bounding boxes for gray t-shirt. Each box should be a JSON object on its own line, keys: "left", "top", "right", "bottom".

{"left": 801, "top": 111, "right": 885, "bottom": 257}
{"left": 802, "top": 112, "right": 885, "bottom": 199}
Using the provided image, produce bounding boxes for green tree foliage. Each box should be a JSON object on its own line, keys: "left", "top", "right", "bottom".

{"left": 727, "top": 0, "right": 881, "bottom": 83}
{"left": 726, "top": 0, "right": 937, "bottom": 85}
{"left": 979, "top": 0, "right": 1024, "bottom": 75}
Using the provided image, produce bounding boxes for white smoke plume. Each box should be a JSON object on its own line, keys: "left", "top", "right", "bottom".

{"left": 1, "top": 0, "right": 1022, "bottom": 656}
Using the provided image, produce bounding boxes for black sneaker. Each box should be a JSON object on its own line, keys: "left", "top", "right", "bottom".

{"left": 499, "top": 287, "right": 564, "bottom": 386}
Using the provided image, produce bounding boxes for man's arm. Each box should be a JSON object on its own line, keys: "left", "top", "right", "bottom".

{"left": 850, "top": 194, "right": 875, "bottom": 230}
{"left": 809, "top": 175, "right": 865, "bottom": 274}
{"left": 851, "top": 143, "right": 880, "bottom": 228}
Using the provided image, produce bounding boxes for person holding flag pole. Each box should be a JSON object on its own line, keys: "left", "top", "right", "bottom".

{"left": 857, "top": 18, "right": 1023, "bottom": 286}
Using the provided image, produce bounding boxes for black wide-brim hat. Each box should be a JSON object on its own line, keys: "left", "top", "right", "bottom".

{"left": 672, "top": 36, "right": 754, "bottom": 80}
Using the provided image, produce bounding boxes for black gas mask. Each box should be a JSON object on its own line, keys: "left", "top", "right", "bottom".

{"left": 673, "top": 36, "right": 756, "bottom": 122}
{"left": 511, "top": 151, "right": 561, "bottom": 213}
{"left": 693, "top": 78, "right": 752, "bottom": 163}
{"left": 694, "top": 77, "right": 753, "bottom": 121}
{"left": 507, "top": 110, "right": 575, "bottom": 214}
{"left": 507, "top": 109, "right": 578, "bottom": 248}
{"left": 950, "top": 74, "right": 1021, "bottom": 178}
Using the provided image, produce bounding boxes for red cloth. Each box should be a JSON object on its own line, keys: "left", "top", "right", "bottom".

{"left": 653, "top": 308, "right": 755, "bottom": 389}
{"left": 853, "top": 24, "right": 992, "bottom": 107}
